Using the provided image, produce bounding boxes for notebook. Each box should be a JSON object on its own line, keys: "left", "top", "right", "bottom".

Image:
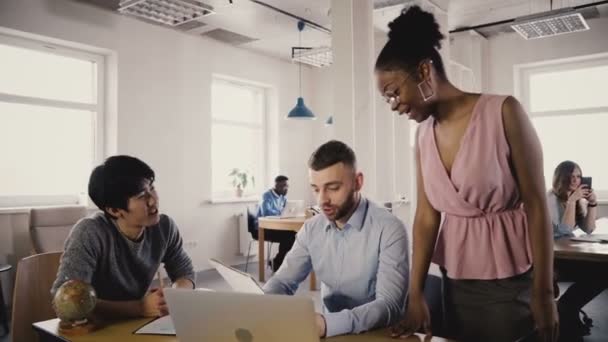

{"left": 570, "top": 234, "right": 608, "bottom": 243}
{"left": 134, "top": 315, "right": 176, "bottom": 335}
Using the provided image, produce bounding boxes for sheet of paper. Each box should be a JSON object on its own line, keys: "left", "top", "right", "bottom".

{"left": 134, "top": 315, "right": 175, "bottom": 335}
{"left": 595, "top": 217, "right": 608, "bottom": 234}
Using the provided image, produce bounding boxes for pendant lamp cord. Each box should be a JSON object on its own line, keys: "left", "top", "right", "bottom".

{"left": 298, "top": 24, "right": 302, "bottom": 96}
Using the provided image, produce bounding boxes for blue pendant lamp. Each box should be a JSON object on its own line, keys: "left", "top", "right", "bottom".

{"left": 287, "top": 21, "right": 316, "bottom": 120}
{"left": 325, "top": 116, "right": 333, "bottom": 125}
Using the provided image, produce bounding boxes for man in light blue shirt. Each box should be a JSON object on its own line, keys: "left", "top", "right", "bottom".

{"left": 256, "top": 175, "right": 296, "bottom": 271}
{"left": 258, "top": 175, "right": 289, "bottom": 217}
{"left": 263, "top": 140, "right": 409, "bottom": 338}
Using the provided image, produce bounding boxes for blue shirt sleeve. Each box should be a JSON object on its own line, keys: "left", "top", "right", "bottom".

{"left": 258, "top": 191, "right": 282, "bottom": 217}
{"left": 553, "top": 222, "right": 575, "bottom": 239}
{"left": 262, "top": 225, "right": 313, "bottom": 295}
{"left": 258, "top": 192, "right": 271, "bottom": 217}
{"left": 324, "top": 219, "right": 409, "bottom": 337}
{"left": 547, "top": 191, "right": 575, "bottom": 239}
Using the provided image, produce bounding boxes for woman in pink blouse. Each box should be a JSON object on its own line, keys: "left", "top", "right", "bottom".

{"left": 375, "top": 6, "right": 558, "bottom": 342}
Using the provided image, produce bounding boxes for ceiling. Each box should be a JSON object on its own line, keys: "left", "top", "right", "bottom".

{"left": 79, "top": 0, "right": 608, "bottom": 62}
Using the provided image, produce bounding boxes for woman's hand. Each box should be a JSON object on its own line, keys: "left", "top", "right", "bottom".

{"left": 568, "top": 185, "right": 589, "bottom": 203}
{"left": 530, "top": 292, "right": 559, "bottom": 342}
{"left": 585, "top": 188, "right": 597, "bottom": 205}
{"left": 391, "top": 293, "right": 432, "bottom": 339}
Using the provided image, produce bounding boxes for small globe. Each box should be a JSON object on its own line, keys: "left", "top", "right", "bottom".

{"left": 53, "top": 280, "right": 97, "bottom": 324}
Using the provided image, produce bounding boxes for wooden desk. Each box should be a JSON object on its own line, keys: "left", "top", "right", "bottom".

{"left": 33, "top": 318, "right": 176, "bottom": 342}
{"left": 329, "top": 329, "right": 455, "bottom": 341}
{"left": 257, "top": 216, "right": 317, "bottom": 290}
{"left": 33, "top": 318, "right": 454, "bottom": 342}
{"left": 554, "top": 237, "right": 608, "bottom": 263}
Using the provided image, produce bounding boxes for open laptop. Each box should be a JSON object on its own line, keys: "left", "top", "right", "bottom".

{"left": 209, "top": 258, "right": 264, "bottom": 294}
{"left": 266, "top": 200, "right": 305, "bottom": 219}
{"left": 165, "top": 288, "right": 319, "bottom": 342}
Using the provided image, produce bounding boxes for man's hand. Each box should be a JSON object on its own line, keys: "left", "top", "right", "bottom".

{"left": 140, "top": 287, "right": 168, "bottom": 317}
{"left": 316, "top": 313, "right": 326, "bottom": 338}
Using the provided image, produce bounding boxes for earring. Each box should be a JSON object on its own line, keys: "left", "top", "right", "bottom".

{"left": 417, "top": 80, "right": 435, "bottom": 102}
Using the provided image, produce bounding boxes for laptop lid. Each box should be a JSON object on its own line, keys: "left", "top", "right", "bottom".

{"left": 209, "top": 258, "right": 264, "bottom": 294}
{"left": 165, "top": 288, "right": 319, "bottom": 342}
{"left": 280, "top": 200, "right": 304, "bottom": 218}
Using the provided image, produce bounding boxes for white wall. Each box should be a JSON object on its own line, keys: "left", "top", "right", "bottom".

{"left": 308, "top": 29, "right": 413, "bottom": 227}
{"left": 0, "top": 0, "right": 320, "bottom": 272}
{"left": 487, "top": 16, "right": 608, "bottom": 95}
{"left": 449, "top": 30, "right": 488, "bottom": 92}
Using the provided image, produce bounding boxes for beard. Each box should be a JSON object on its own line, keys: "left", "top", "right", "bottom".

{"left": 324, "top": 189, "right": 359, "bottom": 222}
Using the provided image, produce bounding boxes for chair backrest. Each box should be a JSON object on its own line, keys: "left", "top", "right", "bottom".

{"left": 11, "top": 252, "right": 62, "bottom": 342}
{"left": 247, "top": 204, "right": 259, "bottom": 236}
{"left": 29, "top": 205, "right": 87, "bottom": 253}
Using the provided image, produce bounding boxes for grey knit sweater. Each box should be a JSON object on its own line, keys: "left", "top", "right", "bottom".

{"left": 51, "top": 212, "right": 195, "bottom": 301}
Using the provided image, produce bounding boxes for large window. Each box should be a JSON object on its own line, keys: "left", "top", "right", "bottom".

{"left": 0, "top": 33, "right": 104, "bottom": 207}
{"left": 211, "top": 77, "right": 266, "bottom": 198}
{"left": 517, "top": 53, "right": 608, "bottom": 197}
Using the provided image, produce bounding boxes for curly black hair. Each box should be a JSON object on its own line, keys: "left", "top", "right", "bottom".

{"left": 375, "top": 5, "right": 446, "bottom": 78}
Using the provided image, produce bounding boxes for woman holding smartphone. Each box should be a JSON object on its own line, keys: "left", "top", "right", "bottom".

{"left": 548, "top": 160, "right": 606, "bottom": 340}
{"left": 548, "top": 160, "right": 597, "bottom": 238}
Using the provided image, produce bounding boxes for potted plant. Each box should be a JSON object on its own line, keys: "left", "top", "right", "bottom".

{"left": 229, "top": 168, "right": 255, "bottom": 197}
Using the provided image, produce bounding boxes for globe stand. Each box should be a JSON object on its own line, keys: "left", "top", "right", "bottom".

{"left": 53, "top": 279, "right": 98, "bottom": 336}
{"left": 58, "top": 318, "right": 97, "bottom": 336}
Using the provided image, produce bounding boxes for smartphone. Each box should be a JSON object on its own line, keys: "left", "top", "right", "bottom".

{"left": 581, "top": 176, "right": 592, "bottom": 189}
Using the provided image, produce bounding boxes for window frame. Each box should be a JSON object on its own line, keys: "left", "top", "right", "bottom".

{"left": 210, "top": 75, "right": 269, "bottom": 199}
{"left": 0, "top": 31, "right": 106, "bottom": 208}
{"left": 515, "top": 52, "right": 608, "bottom": 200}
{"left": 515, "top": 52, "right": 608, "bottom": 118}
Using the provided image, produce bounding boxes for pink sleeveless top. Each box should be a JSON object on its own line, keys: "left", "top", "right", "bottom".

{"left": 418, "top": 94, "right": 532, "bottom": 280}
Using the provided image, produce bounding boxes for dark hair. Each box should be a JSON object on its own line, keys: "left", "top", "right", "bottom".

{"left": 275, "top": 175, "right": 289, "bottom": 183}
{"left": 88, "top": 155, "right": 155, "bottom": 213}
{"left": 552, "top": 160, "right": 585, "bottom": 223}
{"left": 375, "top": 5, "right": 446, "bottom": 78}
{"left": 552, "top": 160, "right": 582, "bottom": 199}
{"left": 308, "top": 140, "right": 356, "bottom": 171}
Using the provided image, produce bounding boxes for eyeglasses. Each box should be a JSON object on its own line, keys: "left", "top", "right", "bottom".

{"left": 382, "top": 73, "right": 413, "bottom": 106}
{"left": 381, "top": 59, "right": 434, "bottom": 102}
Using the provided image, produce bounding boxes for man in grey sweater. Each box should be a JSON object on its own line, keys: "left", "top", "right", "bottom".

{"left": 51, "top": 155, "right": 195, "bottom": 318}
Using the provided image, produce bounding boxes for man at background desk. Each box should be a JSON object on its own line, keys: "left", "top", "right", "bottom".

{"left": 256, "top": 175, "right": 296, "bottom": 272}
{"left": 264, "top": 141, "right": 409, "bottom": 338}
